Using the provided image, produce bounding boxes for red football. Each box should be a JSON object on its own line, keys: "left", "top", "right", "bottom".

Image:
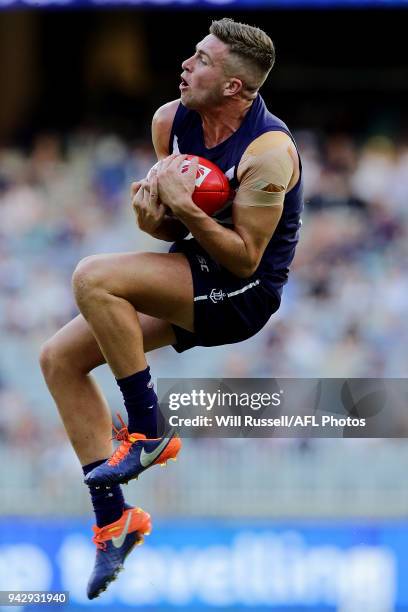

{"left": 181, "top": 155, "right": 231, "bottom": 215}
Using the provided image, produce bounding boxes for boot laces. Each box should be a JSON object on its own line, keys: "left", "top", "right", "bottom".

{"left": 92, "top": 526, "right": 108, "bottom": 550}
{"left": 107, "top": 413, "right": 133, "bottom": 467}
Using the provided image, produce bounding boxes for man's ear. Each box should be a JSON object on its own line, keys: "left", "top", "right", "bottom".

{"left": 224, "top": 78, "right": 243, "bottom": 97}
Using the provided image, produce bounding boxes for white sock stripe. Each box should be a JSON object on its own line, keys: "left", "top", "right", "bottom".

{"left": 193, "top": 280, "right": 260, "bottom": 302}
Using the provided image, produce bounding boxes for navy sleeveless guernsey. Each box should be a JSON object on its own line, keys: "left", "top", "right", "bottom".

{"left": 169, "top": 94, "right": 304, "bottom": 301}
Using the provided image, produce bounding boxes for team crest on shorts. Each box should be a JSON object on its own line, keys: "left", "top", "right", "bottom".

{"left": 210, "top": 289, "right": 226, "bottom": 303}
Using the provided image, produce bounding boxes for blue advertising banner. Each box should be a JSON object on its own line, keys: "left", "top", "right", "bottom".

{"left": 0, "top": 518, "right": 407, "bottom": 610}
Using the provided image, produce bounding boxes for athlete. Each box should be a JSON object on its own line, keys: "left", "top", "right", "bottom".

{"left": 39, "top": 18, "right": 303, "bottom": 599}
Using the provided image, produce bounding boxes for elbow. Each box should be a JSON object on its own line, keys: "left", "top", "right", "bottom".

{"left": 235, "top": 266, "right": 257, "bottom": 279}
{"left": 230, "top": 240, "right": 263, "bottom": 278}
{"left": 233, "top": 257, "right": 260, "bottom": 279}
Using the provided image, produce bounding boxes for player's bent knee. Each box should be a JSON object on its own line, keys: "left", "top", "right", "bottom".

{"left": 39, "top": 338, "right": 66, "bottom": 383}
{"left": 72, "top": 255, "right": 108, "bottom": 304}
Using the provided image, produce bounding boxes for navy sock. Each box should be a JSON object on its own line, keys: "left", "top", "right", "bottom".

{"left": 83, "top": 460, "right": 125, "bottom": 528}
{"left": 116, "top": 366, "right": 158, "bottom": 437}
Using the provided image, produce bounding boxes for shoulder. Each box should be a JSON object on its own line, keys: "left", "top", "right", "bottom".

{"left": 152, "top": 99, "right": 180, "bottom": 128}
{"left": 237, "top": 130, "right": 299, "bottom": 189}
{"left": 245, "top": 130, "right": 296, "bottom": 156}
{"left": 152, "top": 99, "right": 180, "bottom": 159}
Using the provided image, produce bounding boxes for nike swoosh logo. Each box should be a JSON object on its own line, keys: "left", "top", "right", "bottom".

{"left": 140, "top": 434, "right": 173, "bottom": 468}
{"left": 112, "top": 511, "right": 132, "bottom": 548}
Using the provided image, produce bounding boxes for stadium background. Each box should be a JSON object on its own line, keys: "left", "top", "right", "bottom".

{"left": 1, "top": 2, "right": 408, "bottom": 610}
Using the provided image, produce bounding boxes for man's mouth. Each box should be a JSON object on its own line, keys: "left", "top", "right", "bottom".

{"left": 180, "top": 77, "right": 189, "bottom": 90}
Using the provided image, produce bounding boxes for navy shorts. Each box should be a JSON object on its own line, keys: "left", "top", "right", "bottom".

{"left": 169, "top": 238, "right": 281, "bottom": 353}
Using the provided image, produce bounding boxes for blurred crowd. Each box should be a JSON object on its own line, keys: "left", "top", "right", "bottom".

{"left": 0, "top": 127, "right": 407, "bottom": 516}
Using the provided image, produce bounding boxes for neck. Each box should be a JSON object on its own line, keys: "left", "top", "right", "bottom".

{"left": 199, "top": 97, "right": 254, "bottom": 149}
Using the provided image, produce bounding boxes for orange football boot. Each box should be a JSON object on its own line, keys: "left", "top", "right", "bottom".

{"left": 85, "top": 414, "right": 181, "bottom": 486}
{"left": 87, "top": 506, "right": 151, "bottom": 599}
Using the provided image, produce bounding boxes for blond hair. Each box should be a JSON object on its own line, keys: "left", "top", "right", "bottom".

{"left": 209, "top": 17, "right": 275, "bottom": 92}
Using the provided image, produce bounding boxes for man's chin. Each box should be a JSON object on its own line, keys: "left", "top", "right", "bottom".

{"left": 180, "top": 92, "right": 200, "bottom": 110}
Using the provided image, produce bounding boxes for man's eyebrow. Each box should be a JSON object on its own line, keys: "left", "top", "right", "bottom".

{"left": 195, "top": 45, "right": 213, "bottom": 62}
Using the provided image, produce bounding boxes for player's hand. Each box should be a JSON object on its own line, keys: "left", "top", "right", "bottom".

{"left": 131, "top": 171, "right": 166, "bottom": 235}
{"left": 156, "top": 154, "right": 199, "bottom": 216}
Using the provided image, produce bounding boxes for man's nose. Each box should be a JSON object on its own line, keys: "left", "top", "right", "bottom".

{"left": 182, "top": 55, "right": 194, "bottom": 71}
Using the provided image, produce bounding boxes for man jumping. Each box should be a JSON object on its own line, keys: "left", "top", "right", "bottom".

{"left": 40, "top": 17, "right": 303, "bottom": 599}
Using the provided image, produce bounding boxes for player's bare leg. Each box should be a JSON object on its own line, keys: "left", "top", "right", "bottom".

{"left": 39, "top": 311, "right": 177, "bottom": 599}
{"left": 71, "top": 251, "right": 194, "bottom": 377}
{"left": 39, "top": 312, "right": 176, "bottom": 465}
{"left": 71, "top": 250, "right": 193, "bottom": 486}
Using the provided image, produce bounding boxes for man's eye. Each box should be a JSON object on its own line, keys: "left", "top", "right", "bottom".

{"left": 196, "top": 53, "right": 207, "bottom": 65}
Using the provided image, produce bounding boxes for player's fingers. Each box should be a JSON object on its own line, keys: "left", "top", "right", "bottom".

{"left": 132, "top": 196, "right": 140, "bottom": 212}
{"left": 148, "top": 161, "right": 159, "bottom": 177}
{"left": 186, "top": 155, "right": 199, "bottom": 176}
{"left": 134, "top": 179, "right": 149, "bottom": 193}
{"left": 159, "top": 153, "right": 179, "bottom": 171}
{"left": 161, "top": 153, "right": 187, "bottom": 173}
{"left": 172, "top": 153, "right": 189, "bottom": 170}
{"left": 133, "top": 183, "right": 147, "bottom": 208}
{"left": 150, "top": 161, "right": 161, "bottom": 178}
{"left": 149, "top": 172, "right": 159, "bottom": 203}
{"left": 152, "top": 202, "right": 166, "bottom": 222}
{"left": 140, "top": 187, "right": 152, "bottom": 216}
{"left": 131, "top": 181, "right": 143, "bottom": 196}
{"left": 177, "top": 155, "right": 198, "bottom": 188}
{"left": 139, "top": 181, "right": 151, "bottom": 203}
{"left": 142, "top": 184, "right": 151, "bottom": 203}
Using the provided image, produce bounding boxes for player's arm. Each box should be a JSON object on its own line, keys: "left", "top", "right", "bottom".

{"left": 160, "top": 132, "right": 296, "bottom": 278}
{"left": 151, "top": 100, "right": 178, "bottom": 160}
{"left": 141, "top": 100, "right": 189, "bottom": 242}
